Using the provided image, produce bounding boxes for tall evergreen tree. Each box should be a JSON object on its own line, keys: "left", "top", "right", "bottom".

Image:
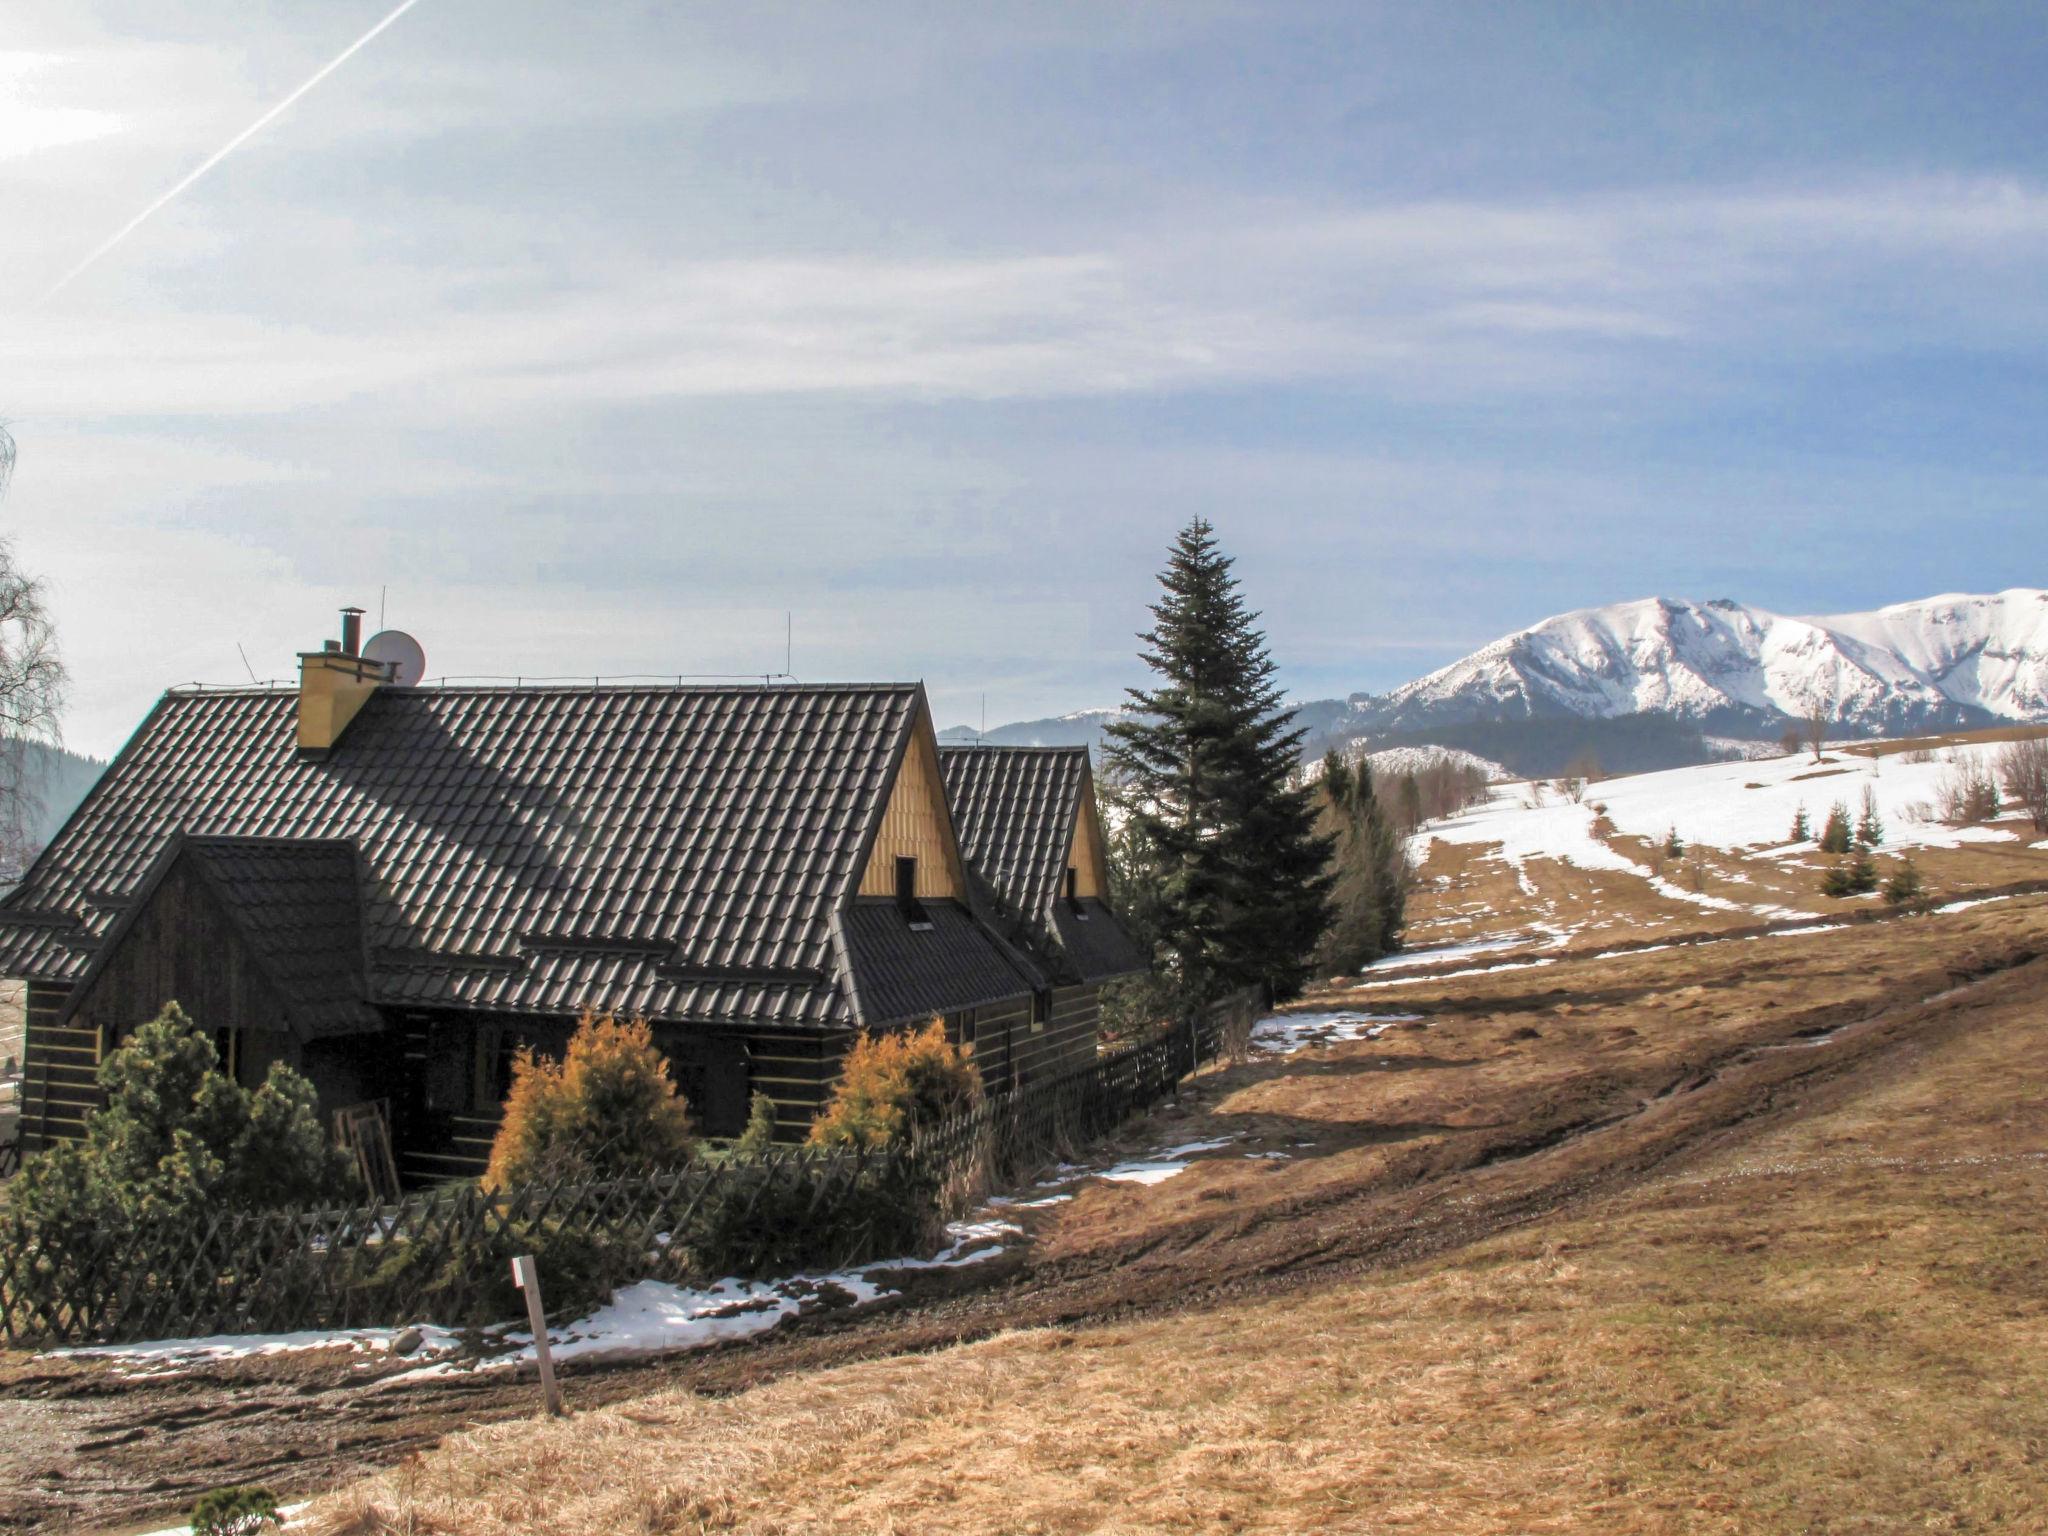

{"left": 1104, "top": 518, "right": 1334, "bottom": 1004}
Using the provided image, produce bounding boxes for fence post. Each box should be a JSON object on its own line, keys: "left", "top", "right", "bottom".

{"left": 511, "top": 1254, "right": 565, "bottom": 1417}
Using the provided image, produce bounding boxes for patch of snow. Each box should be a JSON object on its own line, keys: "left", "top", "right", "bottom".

{"left": 1369, "top": 936, "right": 1523, "bottom": 968}
{"left": 1930, "top": 894, "right": 2015, "bottom": 914}
{"left": 409, "top": 1217, "right": 1025, "bottom": 1379}
{"left": 64, "top": 1323, "right": 463, "bottom": 1372}
{"left": 1947, "top": 825, "right": 2018, "bottom": 843}
{"left": 1354, "top": 956, "right": 1559, "bottom": 988}
{"left": 1251, "top": 1010, "right": 1425, "bottom": 1054}
{"left": 1096, "top": 1136, "right": 1240, "bottom": 1185}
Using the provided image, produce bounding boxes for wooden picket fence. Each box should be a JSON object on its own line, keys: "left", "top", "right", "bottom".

{"left": 0, "top": 990, "right": 1259, "bottom": 1348}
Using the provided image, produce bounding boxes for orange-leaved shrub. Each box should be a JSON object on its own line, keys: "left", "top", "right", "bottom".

{"left": 483, "top": 1010, "right": 694, "bottom": 1188}
{"left": 807, "top": 1018, "right": 980, "bottom": 1149}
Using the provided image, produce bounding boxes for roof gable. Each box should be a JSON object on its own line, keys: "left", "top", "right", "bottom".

{"left": 62, "top": 836, "right": 379, "bottom": 1040}
{"left": 936, "top": 746, "right": 1089, "bottom": 922}
{"left": 937, "top": 746, "right": 1147, "bottom": 984}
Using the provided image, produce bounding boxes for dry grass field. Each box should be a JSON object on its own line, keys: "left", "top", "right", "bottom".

{"left": 299, "top": 896, "right": 2048, "bottom": 1536}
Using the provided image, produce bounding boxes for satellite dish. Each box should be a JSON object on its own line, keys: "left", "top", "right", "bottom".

{"left": 363, "top": 629, "right": 426, "bottom": 686}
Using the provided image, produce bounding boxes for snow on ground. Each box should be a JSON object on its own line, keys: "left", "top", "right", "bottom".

{"left": 405, "top": 1216, "right": 1025, "bottom": 1380}
{"left": 1367, "top": 936, "right": 1523, "bottom": 968}
{"left": 1096, "top": 1136, "right": 1240, "bottom": 1185}
{"left": 1415, "top": 739, "right": 2038, "bottom": 890}
{"left": 1354, "top": 956, "right": 1560, "bottom": 989}
{"left": 64, "top": 1323, "right": 464, "bottom": 1373}
{"left": 1251, "top": 1011, "right": 1425, "bottom": 1054}
{"left": 69, "top": 1129, "right": 1268, "bottom": 1379}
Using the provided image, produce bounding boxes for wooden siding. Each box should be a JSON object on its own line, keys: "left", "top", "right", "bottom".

{"left": 858, "top": 712, "right": 965, "bottom": 901}
{"left": 1066, "top": 790, "right": 1110, "bottom": 899}
{"left": 747, "top": 1030, "right": 841, "bottom": 1140}
{"left": 1009, "top": 984, "right": 1103, "bottom": 1086}
{"left": 955, "top": 994, "right": 1031, "bottom": 1094}
{"left": 20, "top": 982, "right": 91, "bottom": 1152}
{"left": 65, "top": 858, "right": 292, "bottom": 1049}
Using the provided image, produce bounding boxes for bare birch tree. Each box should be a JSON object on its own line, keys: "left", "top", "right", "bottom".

{"left": 1800, "top": 699, "right": 1830, "bottom": 763}
{"left": 0, "top": 423, "right": 69, "bottom": 879}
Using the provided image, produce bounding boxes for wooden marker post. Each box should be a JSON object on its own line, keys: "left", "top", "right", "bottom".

{"left": 510, "top": 1254, "right": 564, "bottom": 1416}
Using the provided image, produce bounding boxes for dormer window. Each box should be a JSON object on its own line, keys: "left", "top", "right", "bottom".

{"left": 897, "top": 855, "right": 932, "bottom": 930}
{"left": 1065, "top": 865, "right": 1087, "bottom": 917}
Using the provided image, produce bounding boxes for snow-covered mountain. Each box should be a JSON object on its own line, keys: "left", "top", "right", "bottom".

{"left": 1346, "top": 589, "right": 2048, "bottom": 738}
{"left": 951, "top": 589, "right": 2047, "bottom": 777}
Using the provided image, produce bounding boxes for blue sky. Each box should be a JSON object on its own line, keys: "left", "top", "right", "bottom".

{"left": 4, "top": 1, "right": 2045, "bottom": 756}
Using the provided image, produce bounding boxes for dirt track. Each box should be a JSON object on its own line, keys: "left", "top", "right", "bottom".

{"left": 5, "top": 896, "right": 2044, "bottom": 1535}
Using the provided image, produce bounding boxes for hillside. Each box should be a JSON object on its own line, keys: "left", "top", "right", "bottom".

{"left": 83, "top": 893, "right": 2039, "bottom": 1536}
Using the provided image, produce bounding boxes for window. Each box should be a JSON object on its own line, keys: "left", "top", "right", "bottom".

{"left": 1065, "top": 865, "right": 1087, "bottom": 916}
{"left": 1030, "top": 989, "right": 1050, "bottom": 1035}
{"left": 896, "top": 855, "right": 932, "bottom": 930}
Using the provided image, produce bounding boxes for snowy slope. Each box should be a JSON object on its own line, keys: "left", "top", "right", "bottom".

{"left": 1821, "top": 590, "right": 2048, "bottom": 722}
{"left": 1419, "top": 741, "right": 2030, "bottom": 871}
{"left": 1349, "top": 590, "right": 2046, "bottom": 738}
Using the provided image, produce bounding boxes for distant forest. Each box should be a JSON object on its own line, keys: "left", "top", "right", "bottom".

{"left": 19, "top": 741, "right": 106, "bottom": 852}
{"left": 1303, "top": 713, "right": 1721, "bottom": 781}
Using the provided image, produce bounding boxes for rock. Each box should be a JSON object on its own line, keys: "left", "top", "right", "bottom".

{"left": 389, "top": 1326, "right": 424, "bottom": 1357}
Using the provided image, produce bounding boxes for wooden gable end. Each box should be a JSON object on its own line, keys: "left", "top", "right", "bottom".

{"left": 1065, "top": 776, "right": 1111, "bottom": 899}
{"left": 64, "top": 857, "right": 292, "bottom": 1044}
{"left": 857, "top": 705, "right": 967, "bottom": 901}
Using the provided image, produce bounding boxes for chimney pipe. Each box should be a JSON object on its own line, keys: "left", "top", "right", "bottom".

{"left": 340, "top": 607, "right": 364, "bottom": 656}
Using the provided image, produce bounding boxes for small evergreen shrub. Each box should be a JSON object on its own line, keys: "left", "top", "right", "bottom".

{"left": 0, "top": 1004, "right": 355, "bottom": 1301}
{"left": 1821, "top": 851, "right": 1879, "bottom": 898}
{"left": 733, "top": 1090, "right": 781, "bottom": 1156}
{"left": 1932, "top": 754, "right": 2001, "bottom": 823}
{"left": 1884, "top": 857, "right": 1929, "bottom": 909}
{"left": 191, "top": 1485, "right": 282, "bottom": 1536}
{"left": 485, "top": 1011, "right": 694, "bottom": 1188}
{"left": 809, "top": 1020, "right": 981, "bottom": 1149}
{"left": 1856, "top": 785, "right": 1885, "bottom": 848}
{"left": 1789, "top": 803, "right": 1811, "bottom": 842}
{"left": 1819, "top": 801, "right": 1855, "bottom": 854}
{"left": 1663, "top": 827, "right": 1685, "bottom": 859}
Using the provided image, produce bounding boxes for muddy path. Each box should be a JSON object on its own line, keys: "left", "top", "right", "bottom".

{"left": 6, "top": 935, "right": 2042, "bottom": 1535}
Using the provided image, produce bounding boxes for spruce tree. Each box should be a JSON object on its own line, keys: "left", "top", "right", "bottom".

{"left": 1105, "top": 519, "right": 1334, "bottom": 1004}
{"left": 1820, "top": 801, "right": 1855, "bottom": 854}
{"left": 1314, "top": 752, "right": 1409, "bottom": 976}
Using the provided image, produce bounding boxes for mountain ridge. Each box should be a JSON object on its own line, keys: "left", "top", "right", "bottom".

{"left": 944, "top": 588, "right": 2048, "bottom": 772}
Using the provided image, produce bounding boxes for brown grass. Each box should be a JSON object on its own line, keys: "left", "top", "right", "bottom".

{"left": 306, "top": 902, "right": 2048, "bottom": 1536}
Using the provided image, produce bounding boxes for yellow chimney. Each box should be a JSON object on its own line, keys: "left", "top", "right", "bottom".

{"left": 297, "top": 607, "right": 390, "bottom": 755}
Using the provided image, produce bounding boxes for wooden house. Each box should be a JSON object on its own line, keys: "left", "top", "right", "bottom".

{"left": 0, "top": 620, "right": 1142, "bottom": 1183}
{"left": 936, "top": 746, "right": 1147, "bottom": 1090}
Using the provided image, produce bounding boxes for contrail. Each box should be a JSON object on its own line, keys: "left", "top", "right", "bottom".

{"left": 40, "top": 0, "right": 427, "bottom": 302}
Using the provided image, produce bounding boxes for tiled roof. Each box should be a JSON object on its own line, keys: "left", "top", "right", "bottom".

{"left": 0, "top": 684, "right": 937, "bottom": 1028}
{"left": 1050, "top": 900, "right": 1149, "bottom": 984}
{"left": 939, "top": 747, "right": 1088, "bottom": 923}
{"left": 837, "top": 900, "right": 1039, "bottom": 1027}
{"left": 937, "top": 746, "right": 1146, "bottom": 984}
